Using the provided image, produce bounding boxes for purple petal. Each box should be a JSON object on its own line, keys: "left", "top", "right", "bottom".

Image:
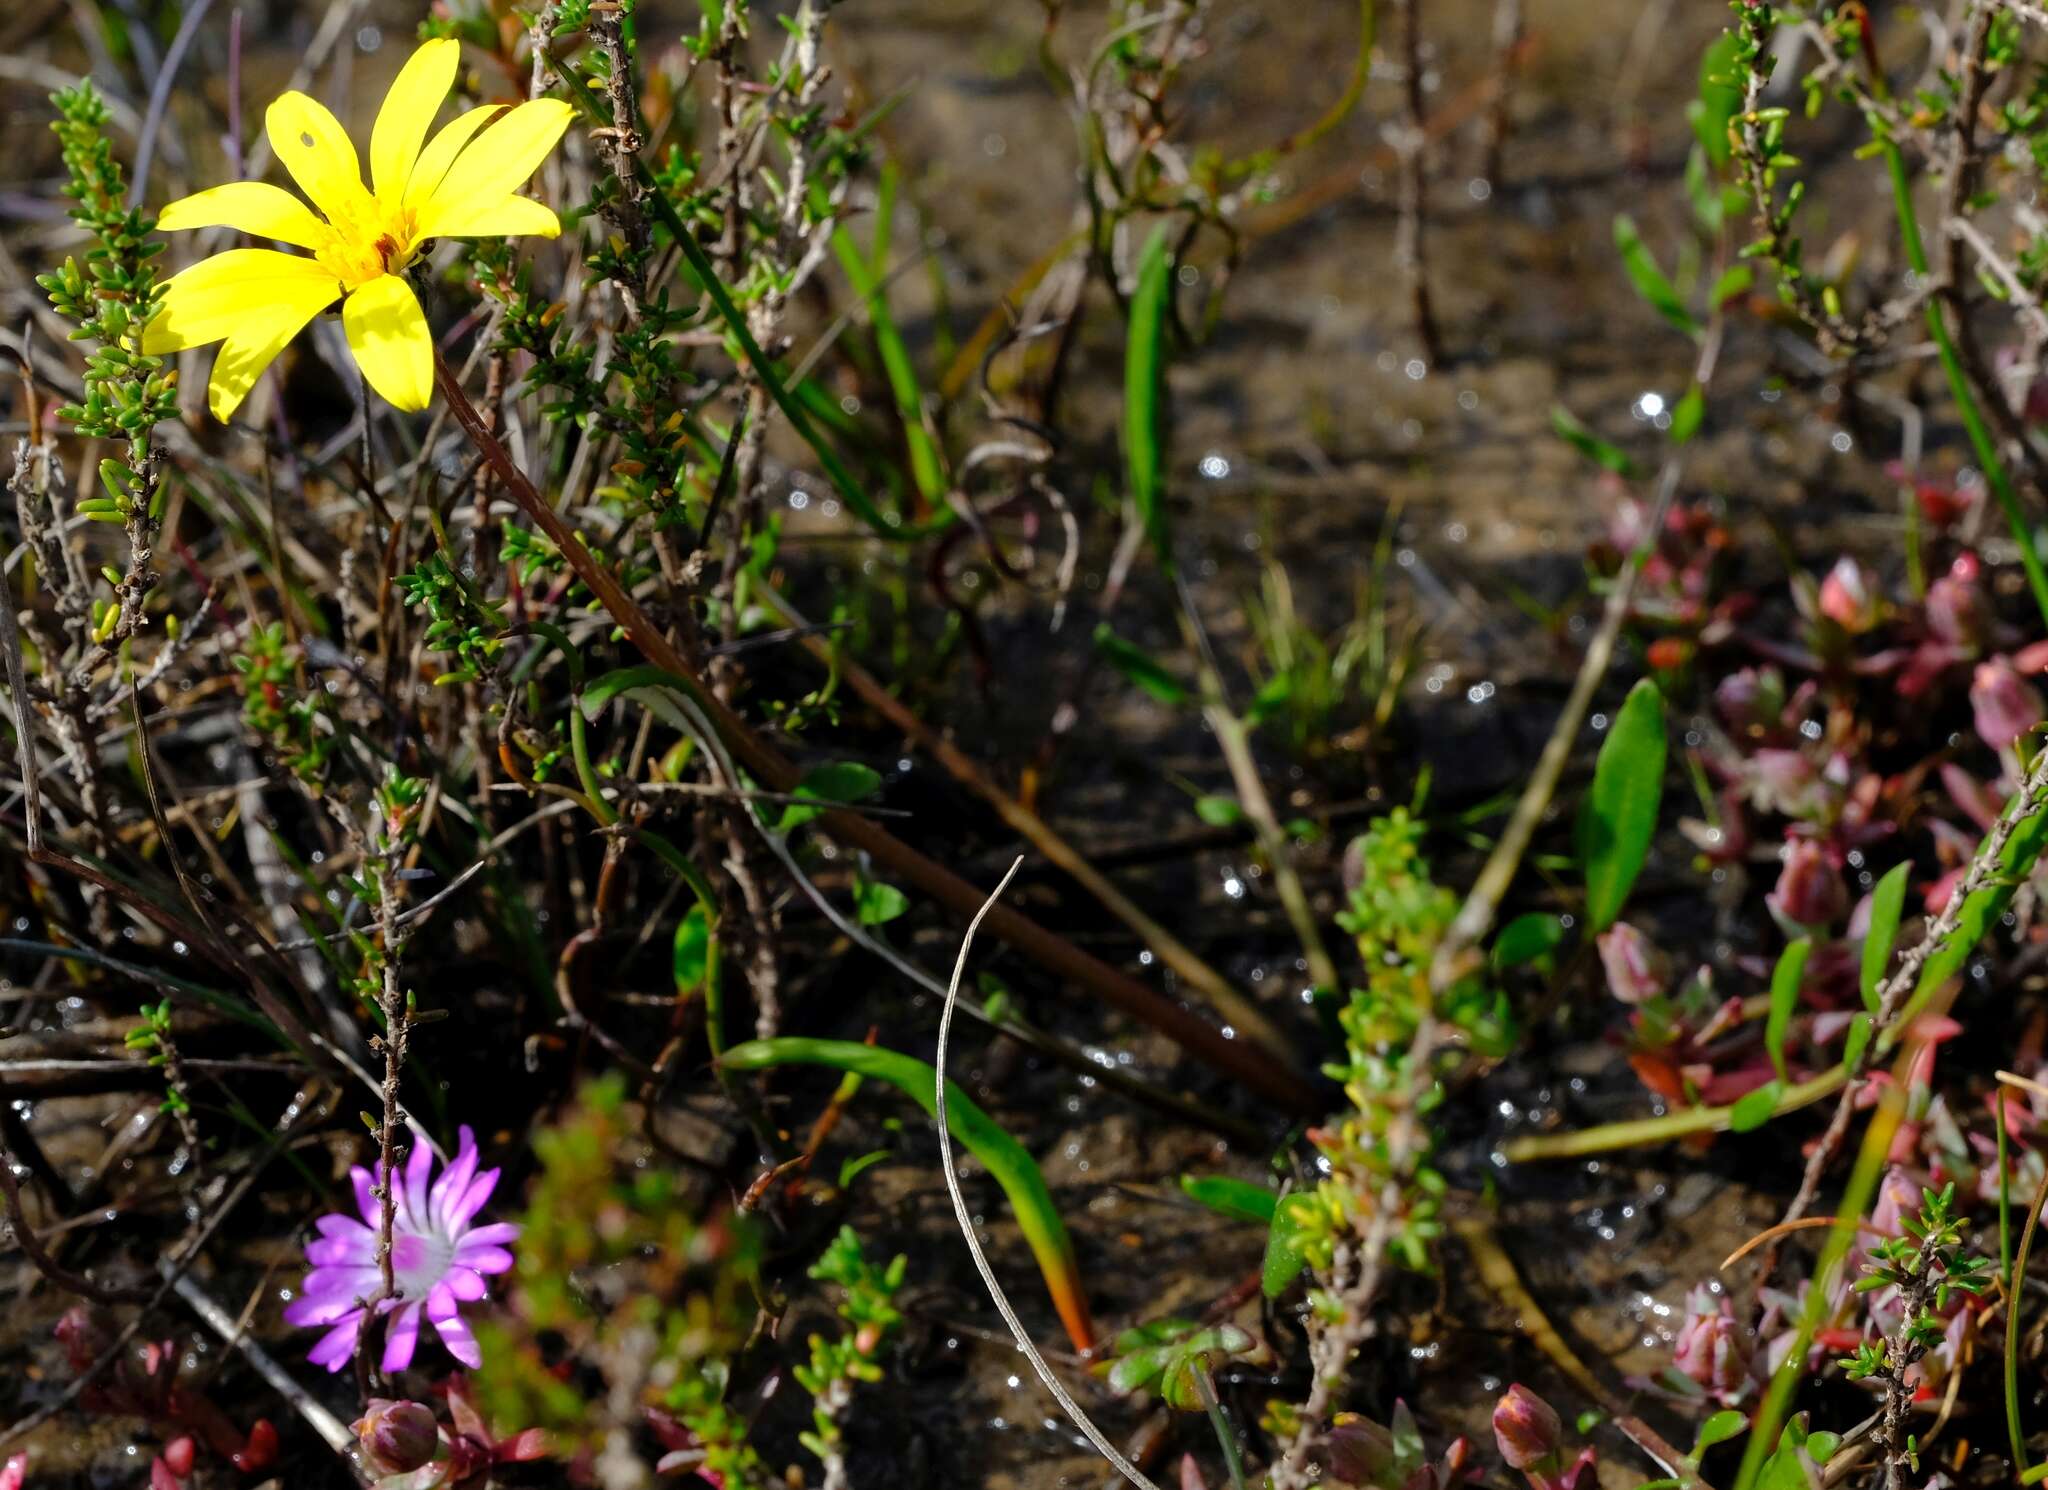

{"left": 446, "top": 1168, "right": 500, "bottom": 1232}
{"left": 458, "top": 1222, "right": 519, "bottom": 1248}
{"left": 306, "top": 1314, "right": 363, "bottom": 1372}
{"left": 350, "top": 1166, "right": 379, "bottom": 1228}
{"left": 381, "top": 1300, "right": 422, "bottom": 1373}
{"left": 428, "top": 1303, "right": 480, "bottom": 1369}
{"left": 295, "top": 1265, "right": 381, "bottom": 1304}
{"left": 284, "top": 1290, "right": 364, "bottom": 1327}
{"left": 307, "top": 1234, "right": 378, "bottom": 1267}
{"left": 401, "top": 1135, "right": 435, "bottom": 1232}
{"left": 452, "top": 1244, "right": 514, "bottom": 1276}
{"left": 430, "top": 1128, "right": 480, "bottom": 1234}
{"left": 314, "top": 1213, "right": 373, "bottom": 1241}
{"left": 443, "top": 1266, "right": 488, "bottom": 1302}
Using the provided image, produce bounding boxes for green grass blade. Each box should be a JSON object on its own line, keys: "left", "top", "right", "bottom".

{"left": 720, "top": 1036, "right": 1095, "bottom": 1353}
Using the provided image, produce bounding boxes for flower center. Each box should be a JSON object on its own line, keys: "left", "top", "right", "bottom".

{"left": 314, "top": 194, "right": 420, "bottom": 290}
{"left": 391, "top": 1227, "right": 454, "bottom": 1299}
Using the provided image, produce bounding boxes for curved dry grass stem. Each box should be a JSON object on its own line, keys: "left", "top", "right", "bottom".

{"left": 1996, "top": 1068, "right": 2048, "bottom": 1103}
{"left": 936, "top": 857, "right": 1165, "bottom": 1490}
{"left": 1718, "top": 1215, "right": 1842, "bottom": 1272}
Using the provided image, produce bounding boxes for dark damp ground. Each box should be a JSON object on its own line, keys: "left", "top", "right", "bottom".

{"left": 0, "top": 1, "right": 1939, "bottom": 1485}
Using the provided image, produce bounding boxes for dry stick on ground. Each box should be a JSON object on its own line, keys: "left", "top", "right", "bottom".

{"left": 934, "top": 858, "right": 1169, "bottom": 1490}
{"left": 1480, "top": 0, "right": 1522, "bottom": 183}
{"left": 430, "top": 347, "right": 1313, "bottom": 1116}
{"left": 0, "top": 1149, "right": 153, "bottom": 1305}
{"left": 1176, "top": 571, "right": 1342, "bottom": 996}
{"left": 755, "top": 581, "right": 1297, "bottom": 1064}
{"left": 1392, "top": 0, "right": 1442, "bottom": 365}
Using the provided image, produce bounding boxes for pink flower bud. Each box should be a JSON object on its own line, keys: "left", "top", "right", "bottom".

{"left": 1748, "top": 749, "right": 1828, "bottom": 819}
{"left": 354, "top": 1399, "right": 440, "bottom": 1475}
{"left": 1714, "top": 667, "right": 1786, "bottom": 736}
{"left": 160, "top": 1439, "right": 194, "bottom": 1478}
{"left": 1817, "top": 557, "right": 1880, "bottom": 633}
{"left": 1492, "top": 1384, "right": 1562, "bottom": 1470}
{"left": 1326, "top": 1414, "right": 1398, "bottom": 1485}
{"left": 1926, "top": 560, "right": 1990, "bottom": 651}
{"left": 1971, "top": 657, "right": 2043, "bottom": 752}
{"left": 1671, "top": 1285, "right": 1754, "bottom": 1404}
{"left": 0, "top": 1455, "right": 24, "bottom": 1490}
{"left": 1597, "top": 922, "right": 1669, "bottom": 1006}
{"left": 1768, "top": 838, "right": 1849, "bottom": 931}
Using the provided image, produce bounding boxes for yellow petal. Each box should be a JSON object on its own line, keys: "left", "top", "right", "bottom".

{"left": 370, "top": 37, "right": 459, "bottom": 202}
{"left": 142, "top": 249, "right": 340, "bottom": 353}
{"left": 413, "top": 99, "right": 572, "bottom": 241}
{"left": 266, "top": 91, "right": 373, "bottom": 225}
{"left": 342, "top": 274, "right": 433, "bottom": 412}
{"left": 418, "top": 194, "right": 559, "bottom": 240}
{"left": 206, "top": 294, "right": 334, "bottom": 421}
{"left": 156, "top": 181, "right": 329, "bottom": 250}
{"left": 402, "top": 106, "right": 503, "bottom": 214}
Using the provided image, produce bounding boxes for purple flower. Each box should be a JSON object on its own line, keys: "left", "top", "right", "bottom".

{"left": 284, "top": 1126, "right": 518, "bottom": 1373}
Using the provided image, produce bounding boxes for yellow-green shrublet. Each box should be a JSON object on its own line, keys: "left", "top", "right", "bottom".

{"left": 144, "top": 38, "right": 571, "bottom": 420}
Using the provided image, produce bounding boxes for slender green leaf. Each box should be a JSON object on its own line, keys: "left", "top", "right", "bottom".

{"left": 777, "top": 761, "right": 884, "bottom": 831}
{"left": 838, "top": 1149, "right": 890, "bottom": 1188}
{"left": 1493, "top": 912, "right": 1567, "bottom": 971}
{"left": 1859, "top": 861, "right": 1911, "bottom": 1013}
{"left": 1578, "top": 679, "right": 1668, "bottom": 931}
{"left": 1843, "top": 1012, "right": 1873, "bottom": 1072}
{"left": 1179, "top": 1173, "right": 1279, "bottom": 1224}
{"left": 1710, "top": 263, "right": 1754, "bottom": 307}
{"left": 1263, "top": 1192, "right": 1315, "bottom": 1297}
{"left": 829, "top": 166, "right": 946, "bottom": 507}
{"left": 1193, "top": 795, "right": 1244, "bottom": 828}
{"left": 1125, "top": 225, "right": 1174, "bottom": 568}
{"left": 1729, "top": 1079, "right": 1784, "bottom": 1133}
{"left": 1093, "top": 623, "right": 1191, "bottom": 705}
{"left": 1615, "top": 215, "right": 1700, "bottom": 336}
{"left": 1765, "top": 938, "right": 1811, "bottom": 1082}
{"left": 1551, "top": 404, "right": 1642, "bottom": 477}
{"left": 672, "top": 902, "right": 714, "bottom": 991}
{"left": 1691, "top": 31, "right": 1744, "bottom": 167}
{"left": 1670, "top": 384, "right": 1705, "bottom": 444}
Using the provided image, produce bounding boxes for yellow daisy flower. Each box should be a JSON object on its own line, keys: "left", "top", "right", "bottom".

{"left": 143, "top": 38, "right": 572, "bottom": 421}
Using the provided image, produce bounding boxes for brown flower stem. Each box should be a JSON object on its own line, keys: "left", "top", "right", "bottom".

{"left": 431, "top": 347, "right": 1314, "bottom": 1117}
